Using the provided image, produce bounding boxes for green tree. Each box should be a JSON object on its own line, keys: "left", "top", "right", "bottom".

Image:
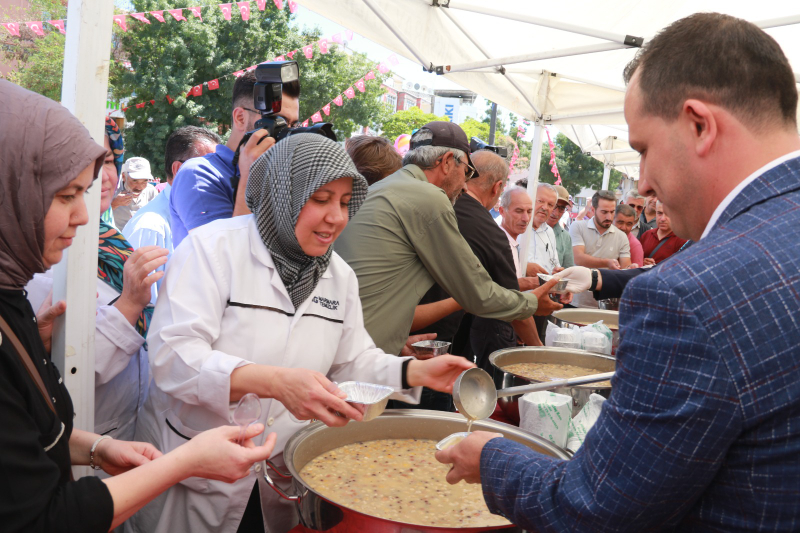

{"left": 481, "top": 101, "right": 506, "bottom": 136}
{"left": 459, "top": 117, "right": 490, "bottom": 141}
{"left": 380, "top": 106, "right": 448, "bottom": 141}
{"left": 537, "top": 133, "right": 623, "bottom": 195}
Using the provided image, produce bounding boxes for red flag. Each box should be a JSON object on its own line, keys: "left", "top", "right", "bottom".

{"left": 136, "top": 102, "right": 145, "bottom": 109}
{"left": 378, "top": 63, "right": 389, "bottom": 74}
{"left": 331, "top": 33, "right": 342, "bottom": 44}
{"left": 365, "top": 70, "right": 375, "bottom": 80}
{"left": 344, "top": 87, "right": 355, "bottom": 99}
{"left": 245, "top": 65, "right": 257, "bottom": 72}
{"left": 311, "top": 111, "right": 323, "bottom": 123}
{"left": 189, "top": 6, "right": 202, "bottom": 20}
{"left": 274, "top": 55, "right": 284, "bottom": 61}
{"left": 287, "top": 50, "right": 296, "bottom": 59}
{"left": 168, "top": 9, "right": 186, "bottom": 21}
{"left": 355, "top": 78, "right": 365, "bottom": 93}
{"left": 166, "top": 95, "right": 174, "bottom": 104}
{"left": 322, "top": 103, "right": 331, "bottom": 116}
{"left": 233, "top": 70, "right": 245, "bottom": 77}
{"left": 208, "top": 79, "right": 220, "bottom": 90}
{"left": 150, "top": 100, "right": 155, "bottom": 105}
{"left": 150, "top": 10, "right": 165, "bottom": 22}
{"left": 219, "top": 4, "right": 232, "bottom": 20}
{"left": 318, "top": 39, "right": 328, "bottom": 54}
{"left": 389, "top": 54, "right": 399, "bottom": 66}
{"left": 333, "top": 95, "right": 343, "bottom": 106}
{"left": 289, "top": 1, "right": 298, "bottom": 13}
{"left": 302, "top": 45, "right": 313, "bottom": 59}
{"left": 49, "top": 19, "right": 65, "bottom": 34}
{"left": 2, "top": 22, "right": 20, "bottom": 36}
{"left": 273, "top": 0, "right": 283, "bottom": 9}
{"left": 256, "top": 0, "right": 266, "bottom": 11}
{"left": 302, "top": 120, "right": 308, "bottom": 127}
{"left": 345, "top": 29, "right": 353, "bottom": 40}
{"left": 122, "top": 106, "right": 128, "bottom": 112}
{"left": 237, "top": 2, "right": 250, "bottom": 20}
{"left": 190, "top": 85, "right": 202, "bottom": 97}
{"left": 131, "top": 13, "right": 150, "bottom": 24}
{"left": 26, "top": 21, "right": 45, "bottom": 36}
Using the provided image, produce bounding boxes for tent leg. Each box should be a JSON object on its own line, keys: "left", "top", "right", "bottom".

{"left": 602, "top": 165, "right": 611, "bottom": 190}
{"left": 519, "top": 122, "right": 545, "bottom": 276}
{"left": 488, "top": 102, "right": 498, "bottom": 144}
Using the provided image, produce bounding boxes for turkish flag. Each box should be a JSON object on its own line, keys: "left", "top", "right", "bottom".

{"left": 355, "top": 79, "right": 366, "bottom": 93}
{"left": 389, "top": 54, "right": 399, "bottom": 66}
{"left": 237, "top": 2, "right": 250, "bottom": 21}
{"left": 378, "top": 63, "right": 389, "bottom": 74}
{"left": 302, "top": 120, "right": 308, "bottom": 127}
{"left": 311, "top": 111, "right": 323, "bottom": 123}
{"left": 48, "top": 19, "right": 66, "bottom": 33}
{"left": 131, "top": 13, "right": 150, "bottom": 24}
{"left": 2, "top": 22, "right": 20, "bottom": 36}
{"left": 168, "top": 9, "right": 186, "bottom": 22}
{"left": 150, "top": 10, "right": 165, "bottom": 22}
{"left": 256, "top": 0, "right": 266, "bottom": 11}
{"left": 189, "top": 7, "right": 202, "bottom": 20}
{"left": 287, "top": 50, "right": 296, "bottom": 59}
{"left": 322, "top": 103, "right": 331, "bottom": 116}
{"left": 346, "top": 29, "right": 353, "bottom": 40}
{"left": 289, "top": 1, "right": 298, "bottom": 13}
{"left": 318, "top": 39, "right": 328, "bottom": 54}
{"left": 150, "top": 100, "right": 155, "bottom": 105}
{"left": 25, "top": 21, "right": 45, "bottom": 36}
{"left": 136, "top": 102, "right": 145, "bottom": 109}
{"left": 273, "top": 0, "right": 283, "bottom": 9}
{"left": 246, "top": 65, "right": 257, "bottom": 72}
{"left": 112, "top": 15, "right": 127, "bottom": 31}
{"left": 233, "top": 70, "right": 245, "bottom": 77}
{"left": 333, "top": 95, "right": 343, "bottom": 106}
{"left": 208, "top": 79, "right": 220, "bottom": 90}
{"left": 331, "top": 33, "right": 342, "bottom": 44}
{"left": 365, "top": 70, "right": 375, "bottom": 80}
{"left": 344, "top": 87, "right": 355, "bottom": 99}
{"left": 190, "top": 85, "right": 203, "bottom": 97}
{"left": 219, "top": 4, "right": 232, "bottom": 20}
{"left": 302, "top": 45, "right": 313, "bottom": 59}
{"left": 274, "top": 55, "right": 284, "bottom": 61}
{"left": 166, "top": 95, "right": 174, "bottom": 104}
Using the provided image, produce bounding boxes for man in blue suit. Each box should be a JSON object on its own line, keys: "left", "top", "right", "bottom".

{"left": 437, "top": 12, "right": 800, "bottom": 531}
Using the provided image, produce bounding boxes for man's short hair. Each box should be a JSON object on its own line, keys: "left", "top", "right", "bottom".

{"left": 402, "top": 128, "right": 466, "bottom": 169}
{"left": 232, "top": 70, "right": 301, "bottom": 110}
{"left": 537, "top": 182, "right": 557, "bottom": 197}
{"left": 592, "top": 190, "right": 617, "bottom": 209}
{"left": 623, "top": 13, "right": 798, "bottom": 131}
{"left": 499, "top": 185, "right": 527, "bottom": 209}
{"left": 345, "top": 136, "right": 402, "bottom": 186}
{"left": 164, "top": 126, "right": 222, "bottom": 180}
{"left": 625, "top": 190, "right": 643, "bottom": 201}
{"left": 470, "top": 150, "right": 508, "bottom": 192}
{"left": 615, "top": 203, "right": 637, "bottom": 219}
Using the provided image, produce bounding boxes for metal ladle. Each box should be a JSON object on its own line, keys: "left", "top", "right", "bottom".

{"left": 452, "top": 367, "right": 615, "bottom": 421}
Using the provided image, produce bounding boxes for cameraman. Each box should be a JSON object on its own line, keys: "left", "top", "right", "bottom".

{"left": 169, "top": 71, "right": 300, "bottom": 247}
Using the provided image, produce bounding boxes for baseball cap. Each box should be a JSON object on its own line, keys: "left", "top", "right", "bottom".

{"left": 122, "top": 157, "right": 154, "bottom": 181}
{"left": 553, "top": 185, "right": 570, "bottom": 205}
{"left": 410, "top": 121, "right": 479, "bottom": 179}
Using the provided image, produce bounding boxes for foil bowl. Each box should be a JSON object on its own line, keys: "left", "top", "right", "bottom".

{"left": 538, "top": 273, "right": 569, "bottom": 294}
{"left": 411, "top": 340, "right": 452, "bottom": 359}
{"left": 338, "top": 381, "right": 394, "bottom": 422}
{"left": 435, "top": 431, "right": 470, "bottom": 451}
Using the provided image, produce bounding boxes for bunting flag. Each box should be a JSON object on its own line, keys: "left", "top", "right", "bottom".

{"left": 219, "top": 3, "right": 232, "bottom": 20}
{"left": 545, "top": 129, "right": 561, "bottom": 182}
{"left": 289, "top": 0, "right": 298, "bottom": 13}
{"left": 346, "top": 29, "right": 353, "bottom": 40}
{"left": 332, "top": 33, "right": 342, "bottom": 44}
{"left": 150, "top": 10, "right": 165, "bottom": 22}
{"left": 49, "top": 19, "right": 65, "bottom": 33}
{"left": 344, "top": 86, "right": 355, "bottom": 99}
{"left": 378, "top": 63, "right": 389, "bottom": 74}
{"left": 311, "top": 111, "right": 323, "bottom": 123}
{"left": 355, "top": 78, "right": 365, "bottom": 92}
{"left": 302, "top": 119, "right": 308, "bottom": 127}
{"left": 274, "top": 55, "right": 284, "bottom": 61}
{"left": 25, "top": 21, "right": 45, "bottom": 35}
{"left": 2, "top": 22, "right": 21, "bottom": 36}
{"left": 190, "top": 84, "right": 202, "bottom": 96}
{"left": 112, "top": 15, "right": 128, "bottom": 31}
{"left": 256, "top": 0, "right": 266, "bottom": 11}
{"left": 273, "top": 0, "right": 283, "bottom": 9}
{"left": 287, "top": 50, "right": 296, "bottom": 59}
{"left": 302, "top": 44, "right": 313, "bottom": 59}
{"left": 322, "top": 103, "right": 330, "bottom": 116}
{"left": 237, "top": 2, "right": 250, "bottom": 20}
{"left": 245, "top": 64, "right": 257, "bottom": 71}
{"left": 208, "top": 78, "right": 220, "bottom": 90}
{"left": 136, "top": 102, "right": 145, "bottom": 108}
{"left": 365, "top": 70, "right": 375, "bottom": 80}
{"left": 388, "top": 54, "right": 399, "bottom": 66}
{"left": 189, "top": 6, "right": 203, "bottom": 20}
{"left": 166, "top": 94, "right": 174, "bottom": 104}
{"left": 131, "top": 12, "right": 150, "bottom": 23}
{"left": 333, "top": 94, "right": 343, "bottom": 106}
{"left": 318, "top": 38, "right": 328, "bottom": 54}
{"left": 168, "top": 9, "right": 186, "bottom": 22}
{"left": 233, "top": 70, "right": 245, "bottom": 77}
{"left": 149, "top": 99, "right": 155, "bottom": 105}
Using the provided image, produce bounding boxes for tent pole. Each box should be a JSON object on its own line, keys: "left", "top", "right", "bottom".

{"left": 445, "top": 42, "right": 627, "bottom": 73}
{"left": 545, "top": 107, "right": 625, "bottom": 123}
{"left": 601, "top": 165, "right": 611, "bottom": 190}
{"left": 488, "top": 102, "right": 498, "bottom": 144}
{"left": 754, "top": 14, "right": 800, "bottom": 29}
{"left": 53, "top": 0, "right": 114, "bottom": 477}
{"left": 362, "top": 0, "right": 433, "bottom": 70}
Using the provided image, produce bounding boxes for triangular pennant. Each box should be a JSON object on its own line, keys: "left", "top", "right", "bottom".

{"left": 245, "top": 65, "right": 257, "bottom": 72}
{"left": 150, "top": 10, "right": 165, "bottom": 22}
{"left": 289, "top": 0, "right": 298, "bottom": 13}
{"left": 389, "top": 54, "right": 399, "bottom": 66}
{"left": 344, "top": 86, "right": 355, "bottom": 99}
{"left": 378, "top": 63, "right": 389, "bottom": 74}
{"left": 311, "top": 111, "right": 323, "bottom": 123}
{"left": 48, "top": 19, "right": 65, "bottom": 34}
{"left": 189, "top": 6, "right": 202, "bottom": 21}
{"left": 331, "top": 33, "right": 342, "bottom": 44}
{"left": 219, "top": 3, "right": 232, "bottom": 20}
{"left": 122, "top": 106, "right": 128, "bottom": 112}
{"left": 365, "top": 70, "right": 375, "bottom": 80}
{"left": 256, "top": 0, "right": 266, "bottom": 11}
{"left": 345, "top": 29, "right": 353, "bottom": 40}
{"left": 318, "top": 39, "right": 328, "bottom": 54}
{"left": 287, "top": 50, "right": 296, "bottom": 59}
{"left": 136, "top": 102, "right": 145, "bottom": 108}
{"left": 302, "top": 119, "right": 308, "bottom": 127}
{"left": 237, "top": 2, "right": 250, "bottom": 21}
{"left": 208, "top": 79, "right": 220, "bottom": 90}
{"left": 166, "top": 95, "right": 174, "bottom": 104}
{"left": 302, "top": 45, "right": 313, "bottom": 59}
{"left": 273, "top": 0, "right": 283, "bottom": 9}
{"left": 355, "top": 78, "right": 366, "bottom": 93}
{"left": 168, "top": 9, "right": 186, "bottom": 21}
{"left": 274, "top": 55, "right": 284, "bottom": 61}
{"left": 150, "top": 100, "right": 155, "bottom": 105}
{"left": 25, "top": 21, "right": 45, "bottom": 36}
{"left": 233, "top": 70, "right": 245, "bottom": 77}
{"left": 2, "top": 22, "right": 21, "bottom": 36}
{"left": 333, "top": 94, "right": 343, "bottom": 106}
{"left": 322, "top": 103, "right": 331, "bottom": 116}
{"left": 190, "top": 84, "right": 202, "bottom": 96}
{"left": 112, "top": 15, "right": 127, "bottom": 31}
{"left": 131, "top": 13, "right": 150, "bottom": 24}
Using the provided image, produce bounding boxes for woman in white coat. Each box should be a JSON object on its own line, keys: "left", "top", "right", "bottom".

{"left": 130, "top": 133, "right": 474, "bottom": 533}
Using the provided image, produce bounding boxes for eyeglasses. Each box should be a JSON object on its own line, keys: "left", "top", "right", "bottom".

{"left": 553, "top": 204, "right": 567, "bottom": 212}
{"left": 627, "top": 203, "right": 644, "bottom": 211}
{"left": 450, "top": 154, "right": 477, "bottom": 181}
{"left": 240, "top": 106, "right": 260, "bottom": 115}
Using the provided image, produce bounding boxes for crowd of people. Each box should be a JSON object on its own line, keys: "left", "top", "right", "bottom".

{"left": 1, "top": 10, "right": 799, "bottom": 533}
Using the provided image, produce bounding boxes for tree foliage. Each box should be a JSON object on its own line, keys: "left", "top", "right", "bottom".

{"left": 537, "top": 133, "right": 623, "bottom": 195}
{"left": 379, "top": 106, "right": 448, "bottom": 142}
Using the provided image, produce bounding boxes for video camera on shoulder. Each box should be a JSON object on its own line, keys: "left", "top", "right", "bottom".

{"left": 233, "top": 60, "right": 336, "bottom": 167}
{"left": 470, "top": 137, "right": 508, "bottom": 158}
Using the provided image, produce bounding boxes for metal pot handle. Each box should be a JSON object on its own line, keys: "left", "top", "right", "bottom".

{"left": 263, "top": 461, "right": 302, "bottom": 502}
{"left": 265, "top": 458, "right": 292, "bottom": 479}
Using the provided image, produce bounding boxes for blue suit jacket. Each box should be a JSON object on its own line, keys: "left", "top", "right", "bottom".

{"left": 481, "top": 156, "right": 800, "bottom": 531}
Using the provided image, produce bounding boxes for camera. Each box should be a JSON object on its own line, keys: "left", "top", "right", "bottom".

{"left": 470, "top": 137, "right": 508, "bottom": 158}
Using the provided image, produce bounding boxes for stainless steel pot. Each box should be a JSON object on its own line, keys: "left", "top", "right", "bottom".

{"left": 552, "top": 308, "right": 620, "bottom": 354}
{"left": 489, "top": 347, "right": 615, "bottom": 423}
{"left": 266, "top": 409, "right": 570, "bottom": 532}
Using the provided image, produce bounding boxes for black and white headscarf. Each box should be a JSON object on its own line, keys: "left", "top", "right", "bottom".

{"left": 246, "top": 133, "right": 368, "bottom": 310}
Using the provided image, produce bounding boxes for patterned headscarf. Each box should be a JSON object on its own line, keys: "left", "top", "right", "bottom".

{"left": 246, "top": 134, "right": 368, "bottom": 310}
{"left": 101, "top": 117, "right": 124, "bottom": 227}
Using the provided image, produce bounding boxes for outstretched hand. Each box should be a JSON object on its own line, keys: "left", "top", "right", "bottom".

{"left": 532, "top": 276, "right": 564, "bottom": 316}
{"left": 271, "top": 367, "right": 364, "bottom": 426}
{"left": 434, "top": 431, "right": 503, "bottom": 484}
{"left": 407, "top": 355, "right": 475, "bottom": 393}
{"left": 95, "top": 439, "right": 163, "bottom": 476}
{"left": 178, "top": 424, "right": 277, "bottom": 483}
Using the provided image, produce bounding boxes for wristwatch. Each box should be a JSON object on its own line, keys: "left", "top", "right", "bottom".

{"left": 589, "top": 269, "right": 599, "bottom": 292}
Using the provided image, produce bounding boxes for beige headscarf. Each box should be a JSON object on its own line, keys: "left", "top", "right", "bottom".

{"left": 0, "top": 80, "right": 106, "bottom": 289}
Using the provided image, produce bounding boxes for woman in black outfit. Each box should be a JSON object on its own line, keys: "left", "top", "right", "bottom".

{"left": 0, "top": 80, "right": 276, "bottom": 533}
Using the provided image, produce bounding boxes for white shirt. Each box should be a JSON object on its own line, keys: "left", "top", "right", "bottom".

{"left": 495, "top": 217, "right": 523, "bottom": 277}
{"left": 519, "top": 222, "right": 560, "bottom": 274}
{"left": 131, "top": 215, "right": 420, "bottom": 533}
{"left": 701, "top": 149, "right": 800, "bottom": 239}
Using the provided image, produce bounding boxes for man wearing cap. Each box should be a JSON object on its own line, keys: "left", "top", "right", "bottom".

{"left": 112, "top": 156, "right": 159, "bottom": 230}
{"left": 547, "top": 185, "right": 575, "bottom": 268}
{"left": 336, "top": 122, "right": 562, "bottom": 357}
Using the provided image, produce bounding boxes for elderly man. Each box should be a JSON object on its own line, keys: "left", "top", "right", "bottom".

{"left": 496, "top": 186, "right": 532, "bottom": 277}
{"left": 637, "top": 193, "right": 658, "bottom": 238}
{"left": 111, "top": 157, "right": 158, "bottom": 230}
{"left": 437, "top": 13, "right": 800, "bottom": 531}
{"left": 519, "top": 183, "right": 560, "bottom": 275}
{"left": 613, "top": 203, "right": 644, "bottom": 267}
{"left": 546, "top": 185, "right": 574, "bottom": 268}
{"left": 641, "top": 201, "right": 688, "bottom": 265}
{"left": 625, "top": 190, "right": 645, "bottom": 236}
{"left": 336, "top": 122, "right": 562, "bottom": 357}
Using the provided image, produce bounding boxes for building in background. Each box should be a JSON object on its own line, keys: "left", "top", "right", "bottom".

{"left": 432, "top": 89, "right": 480, "bottom": 124}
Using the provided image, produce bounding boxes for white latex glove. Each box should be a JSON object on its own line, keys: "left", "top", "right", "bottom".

{"left": 559, "top": 266, "right": 592, "bottom": 293}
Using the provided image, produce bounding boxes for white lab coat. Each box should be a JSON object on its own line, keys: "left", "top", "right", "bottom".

{"left": 127, "top": 215, "right": 420, "bottom": 533}
{"left": 25, "top": 272, "right": 149, "bottom": 442}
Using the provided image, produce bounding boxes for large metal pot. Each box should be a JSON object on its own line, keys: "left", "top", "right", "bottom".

{"left": 552, "top": 308, "right": 620, "bottom": 354}
{"left": 267, "top": 409, "right": 570, "bottom": 532}
{"left": 489, "top": 347, "right": 615, "bottom": 423}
